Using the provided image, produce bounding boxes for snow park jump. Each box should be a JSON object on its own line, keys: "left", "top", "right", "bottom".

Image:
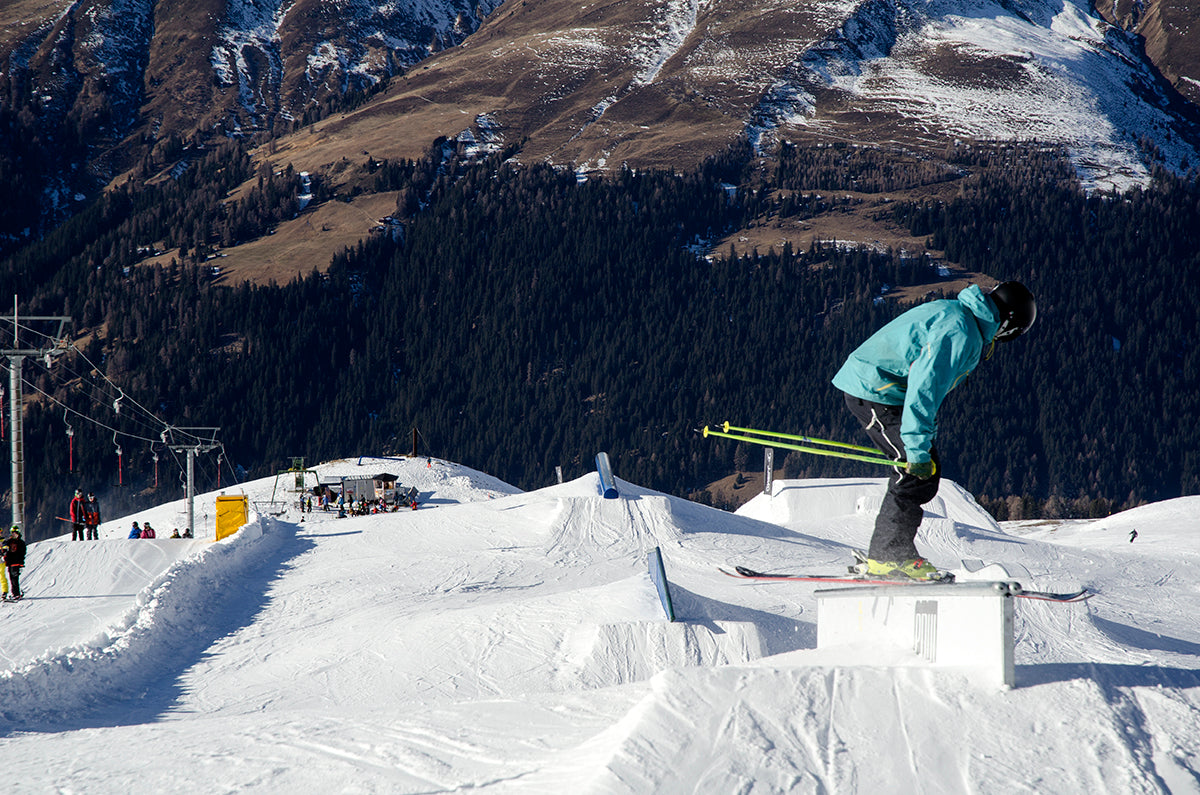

{"left": 1, "top": 455, "right": 1199, "bottom": 791}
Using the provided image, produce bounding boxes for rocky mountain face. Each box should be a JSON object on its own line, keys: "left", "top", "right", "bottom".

{"left": 2, "top": 0, "right": 1200, "bottom": 252}
{"left": 0, "top": 0, "right": 497, "bottom": 242}
{"left": 4, "top": 0, "right": 497, "bottom": 138}
{"left": 317, "top": 0, "right": 1197, "bottom": 192}
{"left": 1097, "top": 0, "right": 1200, "bottom": 106}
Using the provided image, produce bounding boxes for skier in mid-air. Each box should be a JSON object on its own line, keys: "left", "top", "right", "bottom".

{"left": 832, "top": 281, "right": 1037, "bottom": 581}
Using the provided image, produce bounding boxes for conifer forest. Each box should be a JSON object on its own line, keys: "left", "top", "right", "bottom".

{"left": 3, "top": 134, "right": 1200, "bottom": 540}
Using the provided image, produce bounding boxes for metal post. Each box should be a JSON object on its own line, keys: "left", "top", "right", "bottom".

{"left": 2, "top": 301, "right": 70, "bottom": 533}
{"left": 185, "top": 447, "right": 196, "bottom": 538}
{"left": 763, "top": 447, "right": 774, "bottom": 498}
{"left": 9, "top": 356, "right": 24, "bottom": 529}
{"left": 165, "top": 427, "right": 220, "bottom": 539}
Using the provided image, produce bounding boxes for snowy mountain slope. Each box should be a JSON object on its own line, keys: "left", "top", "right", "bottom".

{"left": 2, "top": 456, "right": 1199, "bottom": 791}
{"left": 278, "top": 0, "right": 1200, "bottom": 192}
{"left": 771, "top": 0, "right": 1200, "bottom": 191}
{"left": 0, "top": 0, "right": 502, "bottom": 202}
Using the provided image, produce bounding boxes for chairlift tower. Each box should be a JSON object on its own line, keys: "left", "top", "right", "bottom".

{"left": 164, "top": 426, "right": 221, "bottom": 538}
{"left": 1, "top": 298, "right": 70, "bottom": 531}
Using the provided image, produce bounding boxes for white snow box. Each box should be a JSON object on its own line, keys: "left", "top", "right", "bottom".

{"left": 816, "top": 582, "right": 1015, "bottom": 687}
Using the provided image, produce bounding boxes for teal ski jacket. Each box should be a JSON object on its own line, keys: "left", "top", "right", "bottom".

{"left": 831, "top": 284, "right": 1002, "bottom": 464}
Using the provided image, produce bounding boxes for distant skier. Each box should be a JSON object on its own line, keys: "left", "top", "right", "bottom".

{"left": 833, "top": 281, "right": 1037, "bottom": 580}
{"left": 83, "top": 492, "right": 102, "bottom": 540}
{"left": 1129, "top": 529, "right": 1138, "bottom": 543}
{"left": 3, "top": 526, "right": 26, "bottom": 600}
{"left": 69, "top": 489, "right": 86, "bottom": 541}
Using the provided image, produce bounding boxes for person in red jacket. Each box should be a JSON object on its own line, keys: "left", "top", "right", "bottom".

{"left": 68, "top": 489, "right": 86, "bottom": 541}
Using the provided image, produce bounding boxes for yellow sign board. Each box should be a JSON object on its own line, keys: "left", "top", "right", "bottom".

{"left": 215, "top": 495, "right": 249, "bottom": 541}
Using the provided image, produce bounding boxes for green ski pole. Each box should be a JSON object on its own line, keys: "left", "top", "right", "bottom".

{"left": 720, "top": 421, "right": 881, "bottom": 455}
{"left": 702, "top": 425, "right": 898, "bottom": 468}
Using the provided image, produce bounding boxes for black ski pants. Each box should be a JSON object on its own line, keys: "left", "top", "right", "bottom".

{"left": 844, "top": 393, "right": 941, "bottom": 562}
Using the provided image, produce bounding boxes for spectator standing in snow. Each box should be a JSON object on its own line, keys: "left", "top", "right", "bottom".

{"left": 83, "top": 492, "right": 102, "bottom": 540}
{"left": 833, "top": 281, "right": 1037, "bottom": 581}
{"left": 128, "top": 521, "right": 142, "bottom": 539}
{"left": 69, "top": 489, "right": 86, "bottom": 541}
{"left": 0, "top": 540, "right": 7, "bottom": 600}
{"left": 140, "top": 522, "right": 157, "bottom": 539}
{"left": 3, "top": 527, "right": 26, "bottom": 600}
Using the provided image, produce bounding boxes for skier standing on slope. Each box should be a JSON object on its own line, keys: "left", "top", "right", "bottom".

{"left": 832, "top": 281, "right": 1037, "bottom": 581}
{"left": 3, "top": 526, "right": 26, "bottom": 600}
{"left": 83, "top": 492, "right": 102, "bottom": 540}
{"left": 69, "top": 489, "right": 86, "bottom": 541}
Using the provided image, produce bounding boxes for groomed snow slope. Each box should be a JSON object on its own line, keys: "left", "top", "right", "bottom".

{"left": 1, "top": 456, "right": 1198, "bottom": 792}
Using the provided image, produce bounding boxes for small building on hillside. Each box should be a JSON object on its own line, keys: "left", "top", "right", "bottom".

{"left": 372, "top": 473, "right": 398, "bottom": 497}
{"left": 341, "top": 477, "right": 376, "bottom": 502}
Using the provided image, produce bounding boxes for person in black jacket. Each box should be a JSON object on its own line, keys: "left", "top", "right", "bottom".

{"left": 84, "top": 492, "right": 102, "bottom": 541}
{"left": 3, "top": 526, "right": 26, "bottom": 600}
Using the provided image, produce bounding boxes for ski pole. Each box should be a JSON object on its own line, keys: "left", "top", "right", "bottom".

{"left": 702, "top": 425, "right": 899, "bottom": 468}
{"left": 720, "top": 421, "right": 881, "bottom": 455}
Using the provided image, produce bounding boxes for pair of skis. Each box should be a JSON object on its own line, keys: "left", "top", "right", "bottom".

{"left": 720, "top": 565, "right": 1092, "bottom": 603}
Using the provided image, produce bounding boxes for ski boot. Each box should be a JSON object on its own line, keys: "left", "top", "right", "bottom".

{"left": 852, "top": 552, "right": 953, "bottom": 582}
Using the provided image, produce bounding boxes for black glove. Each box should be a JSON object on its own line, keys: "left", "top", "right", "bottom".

{"left": 905, "top": 460, "right": 937, "bottom": 479}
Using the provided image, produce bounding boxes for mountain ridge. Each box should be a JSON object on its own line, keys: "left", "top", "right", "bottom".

{"left": 5, "top": 0, "right": 1200, "bottom": 189}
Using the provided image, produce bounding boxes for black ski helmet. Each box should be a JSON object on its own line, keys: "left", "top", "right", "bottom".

{"left": 989, "top": 281, "right": 1036, "bottom": 341}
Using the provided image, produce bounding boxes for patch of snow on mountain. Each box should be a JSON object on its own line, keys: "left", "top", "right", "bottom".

{"left": 747, "top": 79, "right": 818, "bottom": 151}
{"left": 456, "top": 115, "right": 504, "bottom": 157}
{"left": 630, "top": 0, "right": 707, "bottom": 85}
{"left": 78, "top": 0, "right": 154, "bottom": 78}
{"left": 758, "top": 0, "right": 1200, "bottom": 191}
{"left": 210, "top": 0, "right": 292, "bottom": 117}
{"left": 306, "top": 40, "right": 349, "bottom": 84}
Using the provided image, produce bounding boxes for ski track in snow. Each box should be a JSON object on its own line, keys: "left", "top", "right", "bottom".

{"left": 1, "top": 457, "right": 1199, "bottom": 790}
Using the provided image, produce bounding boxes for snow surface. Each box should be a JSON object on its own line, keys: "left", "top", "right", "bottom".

{"left": 2, "top": 456, "right": 1200, "bottom": 792}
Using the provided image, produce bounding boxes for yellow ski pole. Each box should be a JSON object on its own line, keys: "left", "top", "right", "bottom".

{"left": 702, "top": 426, "right": 898, "bottom": 468}
{"left": 720, "top": 421, "right": 882, "bottom": 455}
